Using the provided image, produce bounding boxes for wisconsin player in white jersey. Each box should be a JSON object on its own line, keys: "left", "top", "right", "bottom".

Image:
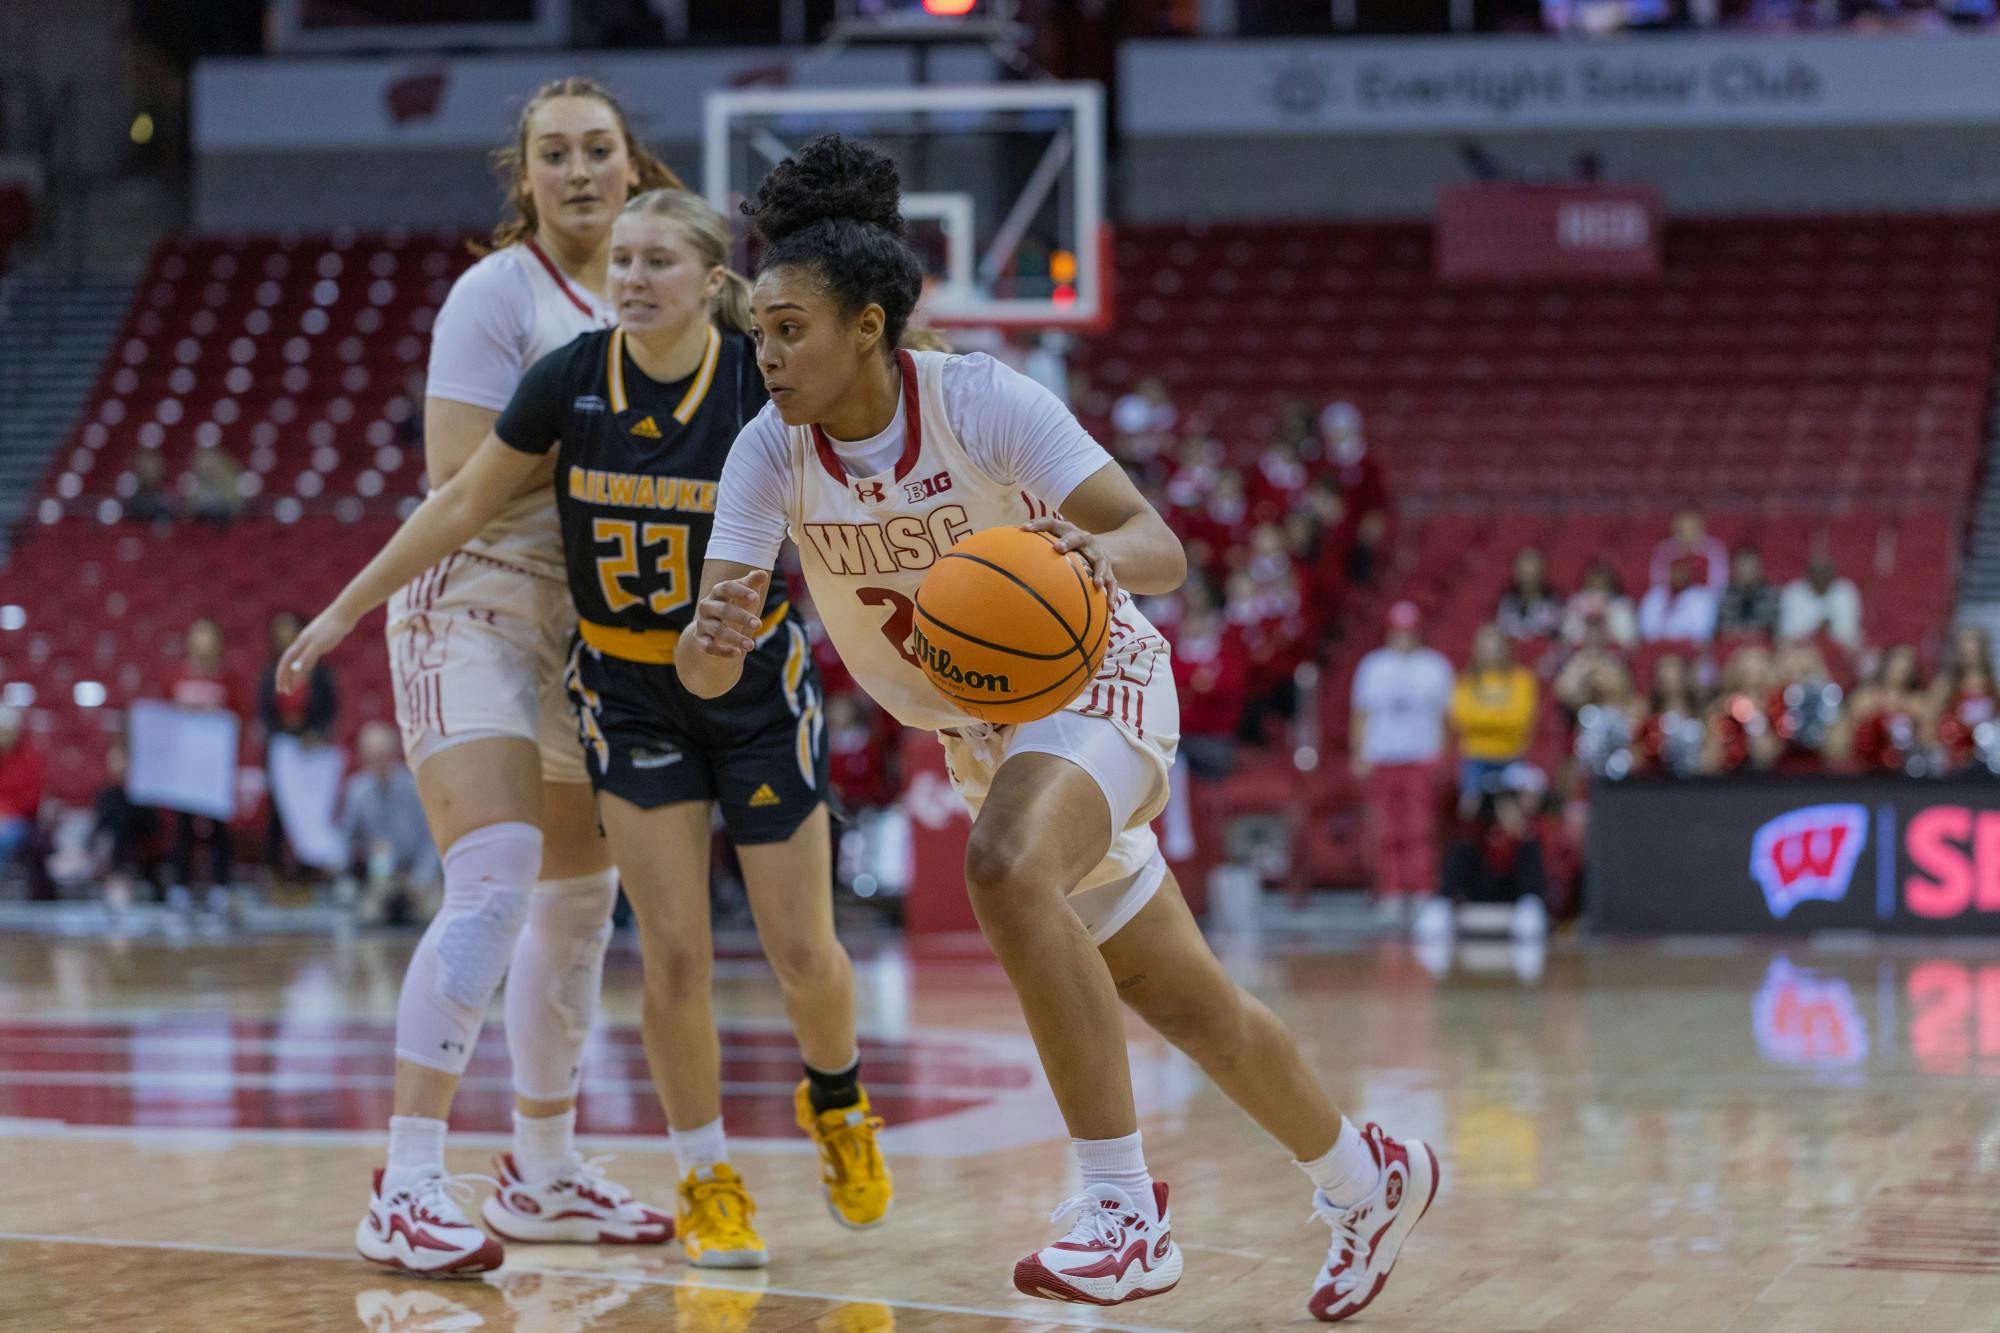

{"left": 679, "top": 136, "right": 1439, "bottom": 1322}
{"left": 286, "top": 78, "right": 678, "bottom": 1274}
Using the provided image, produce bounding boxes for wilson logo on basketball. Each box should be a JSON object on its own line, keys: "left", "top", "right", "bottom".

{"left": 1748, "top": 804, "right": 1869, "bottom": 920}
{"left": 911, "top": 622, "right": 1011, "bottom": 694}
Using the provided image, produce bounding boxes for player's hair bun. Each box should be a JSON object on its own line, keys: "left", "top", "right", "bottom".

{"left": 745, "top": 135, "right": 906, "bottom": 246}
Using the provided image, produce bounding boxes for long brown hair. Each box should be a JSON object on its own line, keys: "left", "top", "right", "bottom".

{"left": 480, "top": 76, "right": 683, "bottom": 255}
{"left": 620, "top": 188, "right": 753, "bottom": 334}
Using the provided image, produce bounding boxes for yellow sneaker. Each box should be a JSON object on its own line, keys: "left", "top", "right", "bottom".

{"left": 794, "top": 1080, "right": 893, "bottom": 1229}
{"left": 676, "top": 1164, "right": 768, "bottom": 1269}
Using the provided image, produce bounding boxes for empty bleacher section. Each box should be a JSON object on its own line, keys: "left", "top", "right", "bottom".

{"left": 3, "top": 232, "right": 469, "bottom": 801}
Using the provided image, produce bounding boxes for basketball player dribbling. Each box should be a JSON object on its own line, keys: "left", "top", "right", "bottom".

{"left": 301, "top": 78, "right": 680, "bottom": 1274}
{"left": 284, "top": 188, "right": 891, "bottom": 1269}
{"left": 677, "top": 135, "right": 1439, "bottom": 1321}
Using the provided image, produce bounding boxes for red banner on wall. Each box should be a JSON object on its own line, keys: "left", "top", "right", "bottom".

{"left": 1436, "top": 182, "right": 1663, "bottom": 281}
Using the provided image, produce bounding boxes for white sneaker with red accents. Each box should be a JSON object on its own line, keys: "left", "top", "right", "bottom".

{"left": 1307, "top": 1123, "right": 1439, "bottom": 1323}
{"left": 355, "top": 1170, "right": 504, "bottom": 1277}
{"left": 1013, "top": 1182, "right": 1183, "bottom": 1306}
{"left": 480, "top": 1152, "right": 674, "bottom": 1245}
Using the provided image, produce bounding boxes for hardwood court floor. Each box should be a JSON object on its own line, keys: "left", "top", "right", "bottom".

{"left": 3, "top": 924, "right": 2000, "bottom": 1332}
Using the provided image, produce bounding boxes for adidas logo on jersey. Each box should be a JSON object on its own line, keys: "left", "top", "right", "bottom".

{"left": 749, "top": 784, "right": 781, "bottom": 808}
{"left": 630, "top": 415, "right": 662, "bottom": 439}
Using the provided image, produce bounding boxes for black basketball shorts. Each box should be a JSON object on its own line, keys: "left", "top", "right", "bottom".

{"left": 564, "top": 617, "right": 828, "bottom": 845}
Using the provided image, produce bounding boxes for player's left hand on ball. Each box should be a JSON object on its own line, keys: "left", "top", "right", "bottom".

{"left": 1024, "top": 517, "right": 1119, "bottom": 602}
{"left": 692, "top": 569, "right": 769, "bottom": 659}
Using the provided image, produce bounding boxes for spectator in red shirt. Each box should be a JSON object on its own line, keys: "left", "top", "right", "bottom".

{"left": 1648, "top": 510, "right": 1728, "bottom": 600}
{"left": 0, "top": 706, "right": 44, "bottom": 877}
{"left": 1226, "top": 567, "right": 1309, "bottom": 742}
{"left": 1298, "top": 476, "right": 1350, "bottom": 615}
{"left": 1635, "top": 653, "right": 1709, "bottom": 777}
{"left": 1845, "top": 644, "right": 1929, "bottom": 774}
{"left": 1171, "top": 577, "right": 1250, "bottom": 777}
{"left": 1706, "top": 643, "right": 1781, "bottom": 774}
{"left": 1320, "top": 401, "right": 1388, "bottom": 584}
{"left": 167, "top": 617, "right": 242, "bottom": 906}
{"left": 1247, "top": 435, "right": 1310, "bottom": 526}
{"left": 1188, "top": 471, "right": 1252, "bottom": 571}
{"left": 1766, "top": 639, "right": 1841, "bottom": 773}
{"left": 1934, "top": 653, "right": 1999, "bottom": 774}
{"left": 826, "top": 693, "right": 898, "bottom": 812}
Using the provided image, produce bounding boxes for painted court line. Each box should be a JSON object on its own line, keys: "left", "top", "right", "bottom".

{"left": 0, "top": 1231, "right": 1197, "bottom": 1333}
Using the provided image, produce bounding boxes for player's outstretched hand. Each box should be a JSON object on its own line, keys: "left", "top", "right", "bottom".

{"left": 1023, "top": 517, "right": 1120, "bottom": 604}
{"left": 691, "top": 569, "right": 770, "bottom": 659}
{"left": 278, "top": 608, "right": 356, "bottom": 694}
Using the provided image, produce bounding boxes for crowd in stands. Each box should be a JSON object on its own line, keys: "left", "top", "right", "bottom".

{"left": 1, "top": 604, "right": 438, "bottom": 921}
{"left": 2, "top": 366, "right": 1987, "bottom": 922}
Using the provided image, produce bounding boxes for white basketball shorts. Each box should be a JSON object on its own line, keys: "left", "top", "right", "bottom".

{"left": 386, "top": 551, "right": 588, "bottom": 786}
{"left": 937, "top": 646, "right": 1180, "bottom": 945}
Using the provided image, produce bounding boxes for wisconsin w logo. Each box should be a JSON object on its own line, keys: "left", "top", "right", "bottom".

{"left": 1749, "top": 804, "right": 1868, "bottom": 920}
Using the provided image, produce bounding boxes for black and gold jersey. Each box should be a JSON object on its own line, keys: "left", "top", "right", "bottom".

{"left": 496, "top": 325, "right": 770, "bottom": 636}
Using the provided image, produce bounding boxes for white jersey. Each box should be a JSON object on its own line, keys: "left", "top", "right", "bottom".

{"left": 712, "top": 349, "right": 1170, "bottom": 735}
{"left": 426, "top": 239, "right": 615, "bottom": 580}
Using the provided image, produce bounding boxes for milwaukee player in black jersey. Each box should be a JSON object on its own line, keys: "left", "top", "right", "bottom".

{"left": 281, "top": 189, "right": 890, "bottom": 1269}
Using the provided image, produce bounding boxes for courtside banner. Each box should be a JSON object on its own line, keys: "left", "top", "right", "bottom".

{"left": 1121, "top": 33, "right": 2000, "bottom": 136}
{"left": 1591, "top": 777, "right": 2000, "bottom": 935}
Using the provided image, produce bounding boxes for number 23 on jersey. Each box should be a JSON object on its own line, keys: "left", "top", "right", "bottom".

{"left": 592, "top": 518, "right": 691, "bottom": 616}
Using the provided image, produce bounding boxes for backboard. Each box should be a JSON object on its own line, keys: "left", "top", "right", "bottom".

{"left": 704, "top": 82, "right": 1109, "bottom": 333}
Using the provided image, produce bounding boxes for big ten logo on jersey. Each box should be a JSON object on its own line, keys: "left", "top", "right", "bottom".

{"left": 906, "top": 470, "right": 953, "bottom": 504}
{"left": 803, "top": 504, "right": 973, "bottom": 576}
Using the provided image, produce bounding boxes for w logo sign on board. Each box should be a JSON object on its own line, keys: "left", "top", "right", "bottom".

{"left": 1749, "top": 804, "right": 1868, "bottom": 920}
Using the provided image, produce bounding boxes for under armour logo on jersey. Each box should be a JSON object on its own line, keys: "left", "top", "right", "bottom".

{"left": 629, "top": 415, "right": 662, "bottom": 439}
{"left": 853, "top": 481, "right": 887, "bottom": 504}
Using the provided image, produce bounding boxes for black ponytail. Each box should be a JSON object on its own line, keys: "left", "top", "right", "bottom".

{"left": 742, "top": 134, "right": 924, "bottom": 358}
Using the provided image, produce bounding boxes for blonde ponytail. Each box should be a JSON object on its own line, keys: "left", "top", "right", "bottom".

{"left": 713, "top": 269, "right": 754, "bottom": 335}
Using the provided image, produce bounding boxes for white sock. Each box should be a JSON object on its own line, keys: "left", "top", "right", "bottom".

{"left": 384, "top": 1115, "right": 447, "bottom": 1191}
{"left": 1298, "top": 1117, "right": 1381, "bottom": 1208}
{"left": 669, "top": 1117, "right": 729, "bottom": 1179}
{"left": 1074, "top": 1131, "right": 1157, "bottom": 1219}
{"left": 513, "top": 1107, "right": 576, "bottom": 1183}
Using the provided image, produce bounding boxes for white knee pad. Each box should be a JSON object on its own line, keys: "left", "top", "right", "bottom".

{"left": 505, "top": 868, "right": 619, "bottom": 1100}
{"left": 394, "top": 821, "right": 542, "bottom": 1075}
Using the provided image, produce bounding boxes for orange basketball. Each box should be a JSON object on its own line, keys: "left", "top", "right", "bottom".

{"left": 913, "top": 526, "right": 1109, "bottom": 724}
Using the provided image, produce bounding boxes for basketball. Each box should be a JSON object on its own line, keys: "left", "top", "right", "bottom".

{"left": 913, "top": 526, "right": 1108, "bottom": 724}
